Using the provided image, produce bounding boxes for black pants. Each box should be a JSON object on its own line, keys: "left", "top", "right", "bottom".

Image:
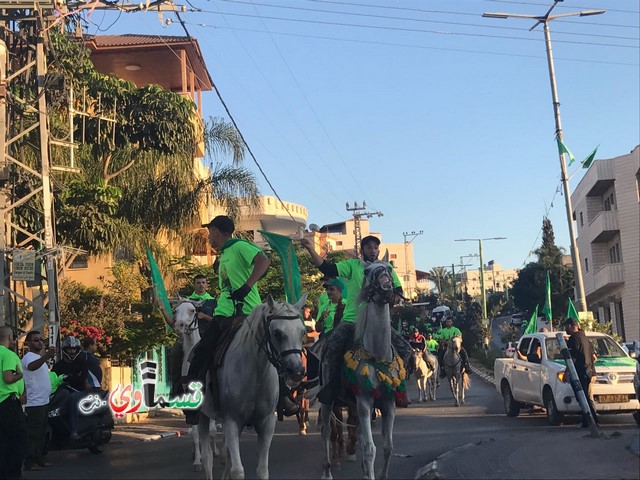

{"left": 189, "top": 315, "right": 232, "bottom": 377}
{"left": 169, "top": 338, "right": 184, "bottom": 394}
{"left": 0, "top": 396, "right": 27, "bottom": 480}
{"left": 24, "top": 405, "right": 48, "bottom": 467}
{"left": 579, "top": 373, "right": 598, "bottom": 426}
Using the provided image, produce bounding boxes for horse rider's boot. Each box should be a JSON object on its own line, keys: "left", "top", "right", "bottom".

{"left": 277, "top": 382, "right": 300, "bottom": 418}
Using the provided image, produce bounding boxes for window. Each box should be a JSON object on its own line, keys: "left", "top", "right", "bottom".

{"left": 390, "top": 253, "right": 397, "bottom": 259}
{"left": 585, "top": 257, "right": 589, "bottom": 272}
{"left": 604, "top": 193, "right": 616, "bottom": 211}
{"left": 579, "top": 212, "right": 584, "bottom": 227}
{"left": 69, "top": 254, "right": 88, "bottom": 269}
{"left": 609, "top": 243, "right": 621, "bottom": 263}
{"left": 336, "top": 241, "right": 342, "bottom": 246}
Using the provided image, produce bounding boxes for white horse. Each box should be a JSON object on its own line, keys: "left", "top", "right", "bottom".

{"left": 172, "top": 300, "right": 220, "bottom": 472}
{"left": 319, "top": 253, "right": 403, "bottom": 480}
{"left": 197, "top": 295, "right": 307, "bottom": 480}
{"left": 442, "top": 336, "right": 470, "bottom": 407}
{"left": 414, "top": 349, "right": 438, "bottom": 402}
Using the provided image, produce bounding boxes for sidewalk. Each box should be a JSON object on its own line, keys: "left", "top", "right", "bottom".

{"left": 111, "top": 409, "right": 191, "bottom": 444}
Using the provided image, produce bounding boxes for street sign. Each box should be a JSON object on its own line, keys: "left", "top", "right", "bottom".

{"left": 12, "top": 249, "right": 36, "bottom": 281}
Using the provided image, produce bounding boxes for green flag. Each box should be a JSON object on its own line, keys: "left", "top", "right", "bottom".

{"left": 581, "top": 145, "right": 599, "bottom": 169}
{"left": 524, "top": 305, "right": 539, "bottom": 335}
{"left": 541, "top": 271, "right": 552, "bottom": 329}
{"left": 556, "top": 138, "right": 575, "bottom": 166}
{"left": 566, "top": 298, "right": 579, "bottom": 324}
{"left": 146, "top": 248, "right": 172, "bottom": 332}
{"left": 258, "top": 230, "right": 302, "bottom": 303}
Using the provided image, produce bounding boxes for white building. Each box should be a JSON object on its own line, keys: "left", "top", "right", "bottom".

{"left": 571, "top": 146, "right": 640, "bottom": 341}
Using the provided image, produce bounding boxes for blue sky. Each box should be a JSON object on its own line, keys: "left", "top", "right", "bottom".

{"left": 93, "top": 0, "right": 639, "bottom": 273}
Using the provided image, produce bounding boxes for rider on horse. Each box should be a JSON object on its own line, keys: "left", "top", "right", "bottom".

{"left": 315, "top": 277, "right": 346, "bottom": 336}
{"left": 188, "top": 216, "right": 270, "bottom": 385}
{"left": 436, "top": 317, "right": 470, "bottom": 378}
{"left": 425, "top": 332, "right": 439, "bottom": 354}
{"left": 409, "top": 328, "right": 426, "bottom": 351}
{"left": 300, "top": 235, "right": 413, "bottom": 407}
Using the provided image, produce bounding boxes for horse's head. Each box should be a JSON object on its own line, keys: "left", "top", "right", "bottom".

{"left": 264, "top": 294, "right": 308, "bottom": 388}
{"left": 359, "top": 250, "right": 395, "bottom": 306}
{"left": 449, "top": 335, "right": 462, "bottom": 353}
{"left": 173, "top": 299, "right": 198, "bottom": 335}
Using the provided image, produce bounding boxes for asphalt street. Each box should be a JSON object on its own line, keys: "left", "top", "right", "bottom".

{"left": 24, "top": 370, "right": 638, "bottom": 480}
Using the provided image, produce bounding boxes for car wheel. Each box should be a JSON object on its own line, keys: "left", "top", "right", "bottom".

{"left": 544, "top": 389, "right": 564, "bottom": 426}
{"left": 633, "top": 411, "right": 639, "bottom": 426}
{"left": 502, "top": 383, "right": 520, "bottom": 417}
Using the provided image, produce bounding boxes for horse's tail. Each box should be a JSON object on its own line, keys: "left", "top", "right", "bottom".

{"left": 463, "top": 371, "right": 471, "bottom": 390}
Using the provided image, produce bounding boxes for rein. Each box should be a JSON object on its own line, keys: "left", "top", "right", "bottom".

{"left": 258, "top": 312, "right": 303, "bottom": 375}
{"left": 365, "top": 264, "right": 394, "bottom": 303}
{"left": 183, "top": 313, "right": 198, "bottom": 335}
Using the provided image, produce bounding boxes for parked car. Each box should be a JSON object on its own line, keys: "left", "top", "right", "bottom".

{"left": 495, "top": 331, "right": 640, "bottom": 426}
{"left": 510, "top": 313, "right": 524, "bottom": 327}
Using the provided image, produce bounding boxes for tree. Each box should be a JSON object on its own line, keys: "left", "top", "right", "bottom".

{"left": 510, "top": 217, "right": 574, "bottom": 323}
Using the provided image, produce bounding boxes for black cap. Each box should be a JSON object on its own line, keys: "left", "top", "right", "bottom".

{"left": 202, "top": 215, "right": 235, "bottom": 234}
{"left": 360, "top": 235, "right": 381, "bottom": 250}
{"left": 565, "top": 317, "right": 579, "bottom": 326}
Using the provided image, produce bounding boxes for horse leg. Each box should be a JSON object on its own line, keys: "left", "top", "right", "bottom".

{"left": 320, "top": 402, "right": 334, "bottom": 480}
{"left": 197, "top": 414, "right": 214, "bottom": 480}
{"left": 253, "top": 410, "right": 276, "bottom": 480}
{"left": 224, "top": 419, "right": 244, "bottom": 480}
{"left": 356, "top": 395, "right": 376, "bottom": 480}
{"left": 330, "top": 405, "right": 344, "bottom": 469}
{"left": 210, "top": 418, "right": 222, "bottom": 458}
{"left": 192, "top": 422, "right": 202, "bottom": 471}
{"left": 460, "top": 372, "right": 466, "bottom": 405}
{"left": 449, "top": 375, "right": 459, "bottom": 407}
{"left": 345, "top": 404, "right": 357, "bottom": 462}
{"left": 377, "top": 397, "right": 395, "bottom": 480}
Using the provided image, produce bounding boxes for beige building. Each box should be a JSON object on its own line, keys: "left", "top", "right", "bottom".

{"left": 571, "top": 145, "right": 640, "bottom": 342}
{"left": 305, "top": 218, "right": 419, "bottom": 298}
{"left": 460, "top": 261, "right": 518, "bottom": 299}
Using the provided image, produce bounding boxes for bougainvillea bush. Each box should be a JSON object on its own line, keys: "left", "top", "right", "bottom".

{"left": 59, "top": 320, "right": 112, "bottom": 354}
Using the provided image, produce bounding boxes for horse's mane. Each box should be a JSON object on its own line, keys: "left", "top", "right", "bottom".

{"left": 234, "top": 300, "right": 296, "bottom": 353}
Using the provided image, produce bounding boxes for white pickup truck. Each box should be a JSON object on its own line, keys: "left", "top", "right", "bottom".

{"left": 494, "top": 331, "right": 640, "bottom": 425}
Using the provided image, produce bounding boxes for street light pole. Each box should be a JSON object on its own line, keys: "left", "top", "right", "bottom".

{"left": 456, "top": 237, "right": 506, "bottom": 323}
{"left": 482, "top": 3, "right": 604, "bottom": 312}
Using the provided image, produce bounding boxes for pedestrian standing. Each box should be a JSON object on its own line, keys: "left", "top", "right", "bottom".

{"left": 21, "top": 331, "right": 56, "bottom": 471}
{"left": 0, "top": 325, "right": 27, "bottom": 480}
{"left": 564, "top": 317, "right": 599, "bottom": 428}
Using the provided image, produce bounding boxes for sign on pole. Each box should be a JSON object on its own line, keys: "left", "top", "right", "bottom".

{"left": 12, "top": 250, "right": 36, "bottom": 281}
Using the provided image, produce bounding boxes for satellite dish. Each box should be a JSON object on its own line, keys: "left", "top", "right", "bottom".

{"left": 309, "top": 223, "right": 320, "bottom": 232}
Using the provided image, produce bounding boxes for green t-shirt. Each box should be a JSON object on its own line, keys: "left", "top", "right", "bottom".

{"left": 426, "top": 339, "right": 439, "bottom": 352}
{"left": 317, "top": 299, "right": 347, "bottom": 333}
{"left": 336, "top": 258, "right": 401, "bottom": 323}
{"left": 215, "top": 239, "right": 264, "bottom": 317}
{"left": 49, "top": 371, "right": 65, "bottom": 394}
{"left": 436, "top": 326, "right": 462, "bottom": 341}
{"left": 0, "top": 345, "right": 24, "bottom": 403}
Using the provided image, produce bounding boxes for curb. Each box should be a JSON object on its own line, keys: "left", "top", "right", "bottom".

{"left": 468, "top": 363, "right": 494, "bottom": 385}
{"left": 114, "top": 427, "right": 190, "bottom": 443}
{"left": 414, "top": 442, "right": 479, "bottom": 480}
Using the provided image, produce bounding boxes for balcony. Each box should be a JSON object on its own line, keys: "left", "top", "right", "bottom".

{"left": 591, "top": 263, "right": 624, "bottom": 295}
{"left": 588, "top": 210, "right": 620, "bottom": 243}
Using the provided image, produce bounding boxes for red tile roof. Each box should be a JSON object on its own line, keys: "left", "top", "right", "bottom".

{"left": 86, "top": 34, "right": 191, "bottom": 48}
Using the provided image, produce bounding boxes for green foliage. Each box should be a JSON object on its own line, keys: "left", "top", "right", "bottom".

{"left": 510, "top": 218, "right": 574, "bottom": 320}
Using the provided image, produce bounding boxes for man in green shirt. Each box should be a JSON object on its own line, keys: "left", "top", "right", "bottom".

{"left": 189, "top": 215, "right": 270, "bottom": 380}
{"left": 300, "top": 235, "right": 413, "bottom": 406}
{"left": 425, "top": 333, "right": 439, "bottom": 354}
{"left": 0, "top": 326, "right": 27, "bottom": 479}
{"left": 316, "top": 278, "right": 346, "bottom": 335}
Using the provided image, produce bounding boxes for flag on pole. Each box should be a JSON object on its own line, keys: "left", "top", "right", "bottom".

{"left": 146, "top": 248, "right": 172, "bottom": 332}
{"left": 258, "top": 230, "right": 302, "bottom": 303}
{"left": 566, "top": 298, "right": 579, "bottom": 324}
{"left": 556, "top": 138, "right": 575, "bottom": 166}
{"left": 541, "top": 271, "right": 552, "bottom": 330}
{"left": 524, "top": 305, "right": 539, "bottom": 335}
{"left": 581, "top": 145, "right": 599, "bottom": 169}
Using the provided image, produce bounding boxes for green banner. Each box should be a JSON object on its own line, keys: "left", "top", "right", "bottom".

{"left": 524, "top": 305, "right": 539, "bottom": 334}
{"left": 146, "top": 248, "right": 172, "bottom": 332}
{"left": 258, "top": 230, "right": 302, "bottom": 304}
{"left": 541, "top": 271, "right": 552, "bottom": 328}
{"left": 552, "top": 357, "right": 636, "bottom": 368}
{"left": 567, "top": 298, "right": 579, "bottom": 323}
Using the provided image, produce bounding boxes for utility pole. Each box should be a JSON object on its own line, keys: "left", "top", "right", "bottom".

{"left": 402, "top": 230, "right": 422, "bottom": 299}
{"left": 483, "top": 2, "right": 604, "bottom": 312}
{"left": 346, "top": 201, "right": 382, "bottom": 257}
{"left": 455, "top": 237, "right": 506, "bottom": 324}
{"left": 460, "top": 254, "right": 479, "bottom": 301}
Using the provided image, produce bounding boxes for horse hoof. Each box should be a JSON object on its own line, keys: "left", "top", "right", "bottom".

{"left": 299, "top": 429, "right": 307, "bottom": 435}
{"left": 194, "top": 465, "right": 203, "bottom": 472}
{"left": 345, "top": 453, "right": 356, "bottom": 462}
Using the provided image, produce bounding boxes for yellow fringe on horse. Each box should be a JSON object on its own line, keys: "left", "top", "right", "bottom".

{"left": 344, "top": 346, "right": 407, "bottom": 395}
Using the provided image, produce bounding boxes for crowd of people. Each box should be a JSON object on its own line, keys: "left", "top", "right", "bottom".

{"left": 0, "top": 326, "right": 104, "bottom": 479}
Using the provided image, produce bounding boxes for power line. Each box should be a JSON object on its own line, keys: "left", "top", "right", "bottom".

{"left": 213, "top": 0, "right": 639, "bottom": 41}
{"left": 195, "top": 8, "right": 639, "bottom": 49}
{"left": 149, "top": 16, "right": 299, "bottom": 224}
{"left": 483, "top": 0, "right": 639, "bottom": 15}
{"left": 183, "top": 21, "right": 639, "bottom": 67}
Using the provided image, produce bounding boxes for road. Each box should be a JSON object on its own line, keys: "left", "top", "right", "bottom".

{"left": 26, "top": 373, "right": 638, "bottom": 480}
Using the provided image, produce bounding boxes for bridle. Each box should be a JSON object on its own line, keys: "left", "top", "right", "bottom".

{"left": 258, "top": 310, "right": 304, "bottom": 376}
{"left": 364, "top": 263, "right": 395, "bottom": 304}
{"left": 175, "top": 303, "right": 198, "bottom": 336}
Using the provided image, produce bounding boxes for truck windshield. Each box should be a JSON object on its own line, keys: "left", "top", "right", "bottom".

{"left": 545, "top": 335, "right": 626, "bottom": 360}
